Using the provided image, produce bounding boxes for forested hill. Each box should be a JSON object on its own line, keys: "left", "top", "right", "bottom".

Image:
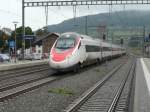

{"left": 47, "top": 10, "right": 150, "bottom": 33}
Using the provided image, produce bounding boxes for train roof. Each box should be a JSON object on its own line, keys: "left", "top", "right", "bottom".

{"left": 60, "top": 32, "right": 80, "bottom": 38}
{"left": 81, "top": 34, "right": 104, "bottom": 42}
{"left": 60, "top": 32, "right": 124, "bottom": 49}
{"left": 81, "top": 34, "right": 123, "bottom": 48}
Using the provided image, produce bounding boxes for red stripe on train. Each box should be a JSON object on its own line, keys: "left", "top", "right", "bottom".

{"left": 51, "top": 48, "right": 75, "bottom": 62}
{"left": 51, "top": 37, "right": 80, "bottom": 62}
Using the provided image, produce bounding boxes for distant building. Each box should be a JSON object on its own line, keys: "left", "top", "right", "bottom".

{"left": 34, "top": 33, "right": 59, "bottom": 58}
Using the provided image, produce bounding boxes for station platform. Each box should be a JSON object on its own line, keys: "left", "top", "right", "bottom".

{"left": 134, "top": 58, "right": 150, "bottom": 112}
{"left": 0, "top": 59, "right": 49, "bottom": 71}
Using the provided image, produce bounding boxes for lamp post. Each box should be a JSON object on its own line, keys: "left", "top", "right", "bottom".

{"left": 13, "top": 21, "right": 18, "bottom": 63}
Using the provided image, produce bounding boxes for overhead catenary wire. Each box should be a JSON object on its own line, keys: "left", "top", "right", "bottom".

{"left": 48, "top": 7, "right": 68, "bottom": 19}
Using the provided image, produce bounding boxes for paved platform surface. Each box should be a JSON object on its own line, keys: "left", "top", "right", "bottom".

{"left": 134, "top": 58, "right": 150, "bottom": 112}
{"left": 0, "top": 59, "right": 49, "bottom": 71}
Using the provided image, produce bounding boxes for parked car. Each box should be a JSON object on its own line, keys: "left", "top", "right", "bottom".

{"left": 0, "top": 54, "right": 10, "bottom": 62}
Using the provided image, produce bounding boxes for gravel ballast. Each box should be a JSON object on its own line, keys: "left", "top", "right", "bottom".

{"left": 0, "top": 56, "right": 128, "bottom": 112}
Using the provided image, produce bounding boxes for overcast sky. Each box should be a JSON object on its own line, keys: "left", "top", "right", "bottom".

{"left": 0, "top": 0, "right": 150, "bottom": 31}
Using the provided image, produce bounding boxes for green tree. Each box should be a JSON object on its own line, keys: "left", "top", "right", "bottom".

{"left": 11, "top": 26, "right": 34, "bottom": 49}
{"left": 0, "top": 30, "right": 10, "bottom": 53}
{"left": 36, "top": 27, "right": 49, "bottom": 36}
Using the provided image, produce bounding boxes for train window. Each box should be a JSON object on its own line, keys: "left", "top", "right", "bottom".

{"left": 85, "top": 45, "right": 100, "bottom": 52}
{"left": 103, "top": 47, "right": 107, "bottom": 51}
{"left": 55, "top": 38, "right": 75, "bottom": 49}
{"left": 102, "top": 47, "right": 112, "bottom": 51}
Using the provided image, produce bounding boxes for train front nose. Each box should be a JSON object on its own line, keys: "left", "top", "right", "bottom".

{"left": 49, "top": 55, "right": 72, "bottom": 69}
{"left": 49, "top": 33, "right": 80, "bottom": 70}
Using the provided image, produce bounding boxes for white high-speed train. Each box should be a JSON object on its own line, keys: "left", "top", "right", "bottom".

{"left": 49, "top": 32, "right": 125, "bottom": 72}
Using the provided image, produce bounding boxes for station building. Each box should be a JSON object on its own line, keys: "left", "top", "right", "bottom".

{"left": 33, "top": 32, "right": 59, "bottom": 58}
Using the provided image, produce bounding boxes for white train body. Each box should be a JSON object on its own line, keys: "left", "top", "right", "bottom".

{"left": 49, "top": 32, "right": 125, "bottom": 71}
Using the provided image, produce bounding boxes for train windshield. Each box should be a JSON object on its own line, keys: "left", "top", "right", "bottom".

{"left": 55, "top": 38, "right": 75, "bottom": 49}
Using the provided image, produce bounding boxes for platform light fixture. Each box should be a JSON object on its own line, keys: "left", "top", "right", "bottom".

{"left": 13, "top": 21, "right": 19, "bottom": 63}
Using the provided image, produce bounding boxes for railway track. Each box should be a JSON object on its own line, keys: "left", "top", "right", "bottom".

{"left": 0, "top": 64, "right": 57, "bottom": 101}
{"left": 0, "top": 61, "right": 81, "bottom": 101}
{"left": 0, "top": 70, "right": 54, "bottom": 92}
{"left": 0, "top": 76, "right": 58, "bottom": 102}
{"left": 0, "top": 64, "right": 49, "bottom": 80}
{"left": 0, "top": 70, "right": 58, "bottom": 102}
{"left": 0, "top": 64, "right": 51, "bottom": 91}
{"left": 0, "top": 56, "right": 129, "bottom": 103}
{"left": 65, "top": 59, "right": 135, "bottom": 112}
{"left": 0, "top": 63, "right": 48, "bottom": 73}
